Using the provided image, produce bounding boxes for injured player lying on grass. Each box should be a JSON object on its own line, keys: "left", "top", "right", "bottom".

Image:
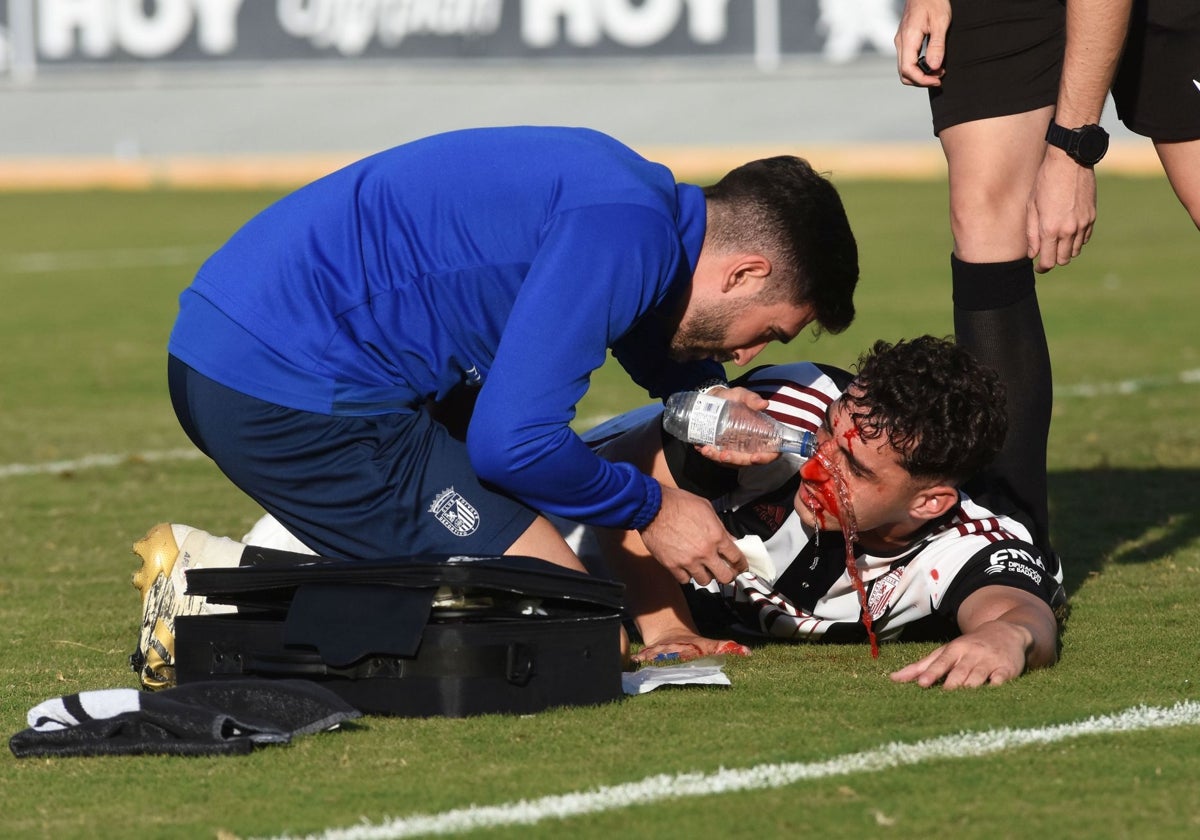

{"left": 130, "top": 337, "right": 1064, "bottom": 691}
{"left": 562, "top": 335, "right": 1066, "bottom": 689}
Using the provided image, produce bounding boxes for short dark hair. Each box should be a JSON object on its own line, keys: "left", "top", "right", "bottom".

{"left": 845, "top": 336, "right": 1007, "bottom": 485}
{"left": 702, "top": 156, "right": 858, "bottom": 334}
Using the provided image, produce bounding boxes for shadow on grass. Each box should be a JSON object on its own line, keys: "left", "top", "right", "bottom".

{"left": 1051, "top": 467, "right": 1200, "bottom": 598}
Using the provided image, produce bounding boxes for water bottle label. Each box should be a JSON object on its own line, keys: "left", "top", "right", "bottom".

{"left": 686, "top": 394, "right": 725, "bottom": 445}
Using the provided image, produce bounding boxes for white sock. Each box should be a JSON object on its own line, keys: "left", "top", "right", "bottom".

{"left": 169, "top": 528, "right": 244, "bottom": 616}
{"left": 241, "top": 513, "right": 318, "bottom": 555}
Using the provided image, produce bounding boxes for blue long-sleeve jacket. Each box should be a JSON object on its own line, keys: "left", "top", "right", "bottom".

{"left": 169, "top": 126, "right": 723, "bottom": 530}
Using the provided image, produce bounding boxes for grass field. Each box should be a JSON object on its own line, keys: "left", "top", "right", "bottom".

{"left": 1, "top": 175, "right": 1198, "bottom": 839}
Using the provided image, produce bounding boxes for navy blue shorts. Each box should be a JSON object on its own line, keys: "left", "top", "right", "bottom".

{"left": 168, "top": 356, "right": 537, "bottom": 560}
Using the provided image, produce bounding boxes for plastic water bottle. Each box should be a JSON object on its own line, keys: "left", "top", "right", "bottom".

{"left": 662, "top": 391, "right": 817, "bottom": 457}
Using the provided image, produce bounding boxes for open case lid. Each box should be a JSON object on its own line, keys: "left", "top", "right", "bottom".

{"left": 185, "top": 549, "right": 625, "bottom": 612}
{"left": 183, "top": 552, "right": 625, "bottom": 669}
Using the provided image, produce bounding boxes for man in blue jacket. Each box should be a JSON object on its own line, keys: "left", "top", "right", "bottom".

{"left": 141, "top": 127, "right": 858, "bottom": 686}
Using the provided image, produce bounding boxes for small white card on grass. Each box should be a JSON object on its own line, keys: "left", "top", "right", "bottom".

{"left": 621, "top": 656, "right": 732, "bottom": 695}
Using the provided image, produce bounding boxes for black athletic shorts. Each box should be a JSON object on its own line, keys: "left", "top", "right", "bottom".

{"left": 932, "top": 0, "right": 1200, "bottom": 141}
{"left": 929, "top": 0, "right": 1066, "bottom": 135}
{"left": 1112, "top": 1, "right": 1200, "bottom": 141}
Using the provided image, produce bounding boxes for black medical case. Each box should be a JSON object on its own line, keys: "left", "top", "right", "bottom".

{"left": 174, "top": 549, "right": 625, "bottom": 718}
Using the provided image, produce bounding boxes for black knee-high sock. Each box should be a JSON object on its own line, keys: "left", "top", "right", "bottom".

{"left": 951, "top": 254, "right": 1054, "bottom": 558}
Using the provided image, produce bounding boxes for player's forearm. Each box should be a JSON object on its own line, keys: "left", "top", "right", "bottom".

{"left": 957, "top": 586, "right": 1060, "bottom": 674}
{"left": 1056, "top": 0, "right": 1133, "bottom": 124}
{"left": 992, "top": 603, "right": 1059, "bottom": 671}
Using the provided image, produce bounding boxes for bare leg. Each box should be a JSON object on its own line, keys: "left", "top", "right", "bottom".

{"left": 587, "top": 418, "right": 745, "bottom": 660}
{"left": 505, "top": 515, "right": 589, "bottom": 573}
{"left": 941, "top": 108, "right": 1054, "bottom": 260}
{"left": 1155, "top": 138, "right": 1200, "bottom": 229}
{"left": 505, "top": 515, "right": 629, "bottom": 660}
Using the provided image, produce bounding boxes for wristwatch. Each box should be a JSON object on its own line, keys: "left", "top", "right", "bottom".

{"left": 1045, "top": 121, "right": 1110, "bottom": 166}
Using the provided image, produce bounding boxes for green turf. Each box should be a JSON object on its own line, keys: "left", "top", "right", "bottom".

{"left": 1, "top": 176, "right": 1198, "bottom": 839}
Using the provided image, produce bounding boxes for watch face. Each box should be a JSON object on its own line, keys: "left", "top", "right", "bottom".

{"left": 1076, "top": 128, "right": 1109, "bottom": 165}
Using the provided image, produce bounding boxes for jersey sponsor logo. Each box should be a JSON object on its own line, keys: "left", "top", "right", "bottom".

{"left": 983, "top": 546, "right": 1043, "bottom": 585}
{"left": 429, "top": 487, "right": 480, "bottom": 537}
{"left": 866, "top": 567, "right": 904, "bottom": 619}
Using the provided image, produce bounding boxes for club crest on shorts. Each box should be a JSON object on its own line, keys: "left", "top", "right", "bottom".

{"left": 429, "top": 487, "right": 480, "bottom": 537}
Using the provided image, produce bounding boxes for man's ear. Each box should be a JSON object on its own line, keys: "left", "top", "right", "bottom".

{"left": 910, "top": 484, "right": 958, "bottom": 521}
{"left": 721, "top": 253, "right": 772, "bottom": 295}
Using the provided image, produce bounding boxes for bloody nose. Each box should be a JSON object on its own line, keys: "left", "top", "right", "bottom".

{"left": 801, "top": 456, "right": 830, "bottom": 481}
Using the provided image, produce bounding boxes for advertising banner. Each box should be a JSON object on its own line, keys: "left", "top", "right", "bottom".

{"left": 0, "top": 0, "right": 900, "bottom": 78}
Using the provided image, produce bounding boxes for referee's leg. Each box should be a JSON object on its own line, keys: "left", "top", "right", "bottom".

{"left": 940, "top": 109, "right": 1053, "bottom": 261}
{"left": 940, "top": 110, "right": 1057, "bottom": 559}
{"left": 1154, "top": 140, "right": 1200, "bottom": 229}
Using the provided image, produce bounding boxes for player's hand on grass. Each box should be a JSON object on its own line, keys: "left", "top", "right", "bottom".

{"left": 638, "top": 485, "right": 748, "bottom": 585}
{"left": 632, "top": 634, "right": 751, "bottom": 665}
{"left": 889, "top": 620, "right": 1032, "bottom": 689}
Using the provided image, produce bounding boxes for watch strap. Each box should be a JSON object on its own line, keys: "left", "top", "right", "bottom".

{"left": 1045, "top": 120, "right": 1109, "bottom": 166}
{"left": 1045, "top": 120, "right": 1077, "bottom": 155}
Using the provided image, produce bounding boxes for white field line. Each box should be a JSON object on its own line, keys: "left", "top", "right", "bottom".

{"left": 263, "top": 701, "right": 1200, "bottom": 840}
{"left": 1, "top": 368, "right": 1196, "bottom": 481}
{"left": 0, "top": 448, "right": 204, "bottom": 479}
{"left": 1056, "top": 368, "right": 1200, "bottom": 398}
{"left": 0, "top": 245, "right": 212, "bottom": 274}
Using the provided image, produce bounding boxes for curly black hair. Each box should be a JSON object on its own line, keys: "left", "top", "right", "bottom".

{"left": 845, "top": 336, "right": 1007, "bottom": 485}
